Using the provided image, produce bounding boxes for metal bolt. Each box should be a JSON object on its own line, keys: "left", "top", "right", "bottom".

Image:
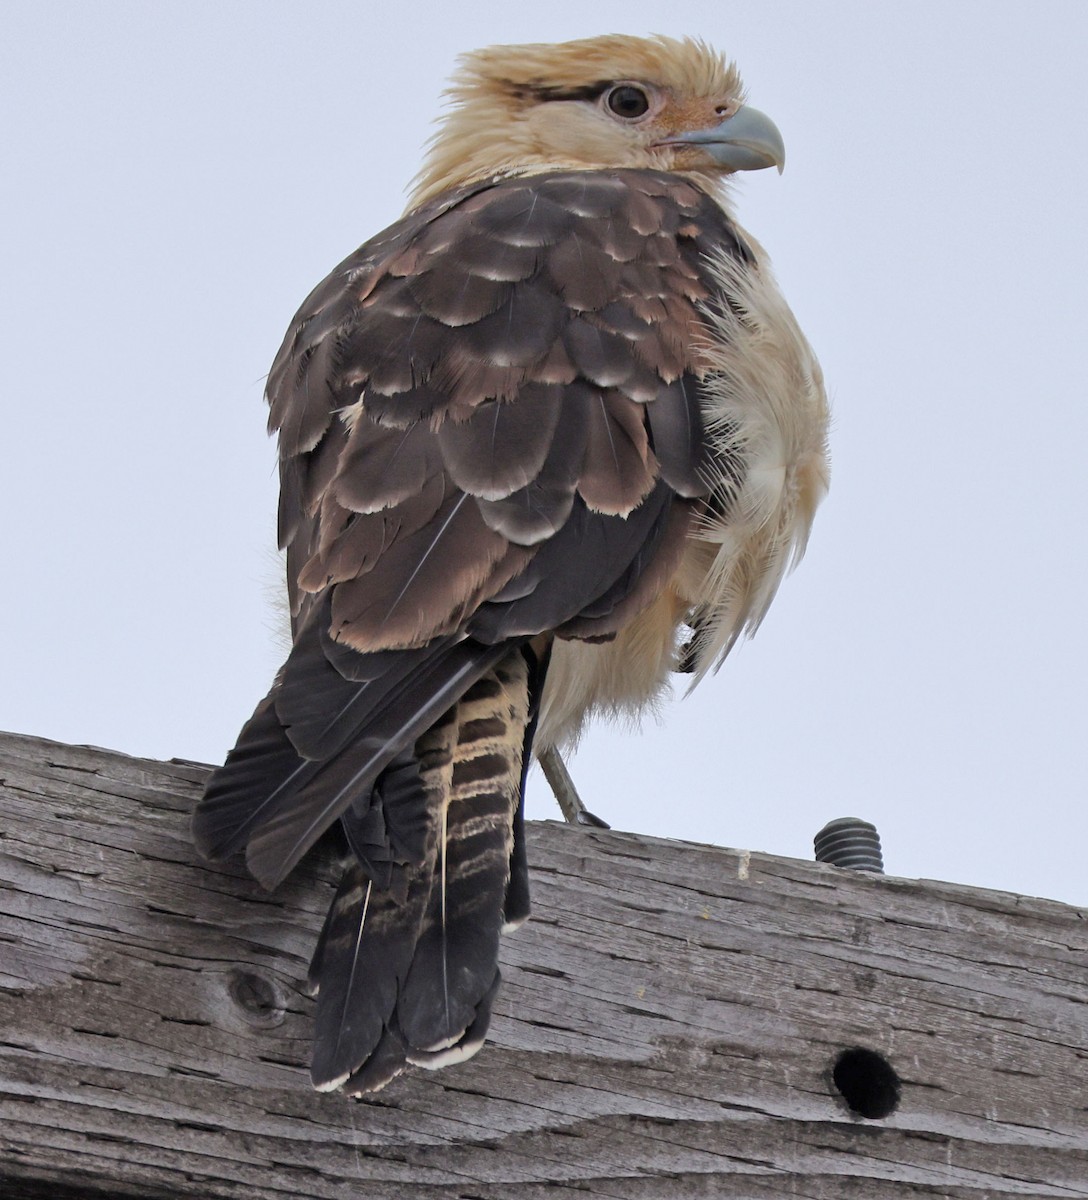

{"left": 814, "top": 817, "right": 884, "bottom": 873}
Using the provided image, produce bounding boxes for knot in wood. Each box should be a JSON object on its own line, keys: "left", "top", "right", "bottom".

{"left": 227, "top": 968, "right": 285, "bottom": 1028}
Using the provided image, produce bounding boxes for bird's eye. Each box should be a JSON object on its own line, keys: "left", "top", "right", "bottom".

{"left": 605, "top": 85, "right": 651, "bottom": 120}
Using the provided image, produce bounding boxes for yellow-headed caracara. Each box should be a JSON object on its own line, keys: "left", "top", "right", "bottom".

{"left": 193, "top": 35, "right": 829, "bottom": 1094}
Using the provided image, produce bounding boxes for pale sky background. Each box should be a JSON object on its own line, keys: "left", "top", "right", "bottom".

{"left": 3, "top": 1, "right": 1086, "bottom": 908}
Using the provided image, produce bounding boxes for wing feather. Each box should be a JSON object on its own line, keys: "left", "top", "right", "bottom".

{"left": 580, "top": 387, "right": 657, "bottom": 514}
{"left": 270, "top": 169, "right": 746, "bottom": 659}
{"left": 435, "top": 381, "right": 563, "bottom": 501}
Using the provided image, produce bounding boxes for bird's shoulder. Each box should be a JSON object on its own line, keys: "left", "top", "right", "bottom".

{"left": 268, "top": 169, "right": 748, "bottom": 451}
{"left": 268, "top": 170, "right": 752, "bottom": 652}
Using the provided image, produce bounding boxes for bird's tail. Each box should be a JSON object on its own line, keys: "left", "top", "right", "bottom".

{"left": 308, "top": 648, "right": 534, "bottom": 1094}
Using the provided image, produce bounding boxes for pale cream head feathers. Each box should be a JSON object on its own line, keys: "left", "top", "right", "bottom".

{"left": 411, "top": 35, "right": 751, "bottom": 206}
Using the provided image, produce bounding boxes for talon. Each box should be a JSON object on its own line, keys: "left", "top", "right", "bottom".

{"left": 575, "top": 809, "right": 610, "bottom": 829}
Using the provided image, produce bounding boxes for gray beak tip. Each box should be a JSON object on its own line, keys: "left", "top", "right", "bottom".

{"left": 670, "top": 104, "right": 786, "bottom": 175}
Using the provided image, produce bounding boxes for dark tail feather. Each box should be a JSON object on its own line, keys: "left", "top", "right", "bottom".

{"left": 308, "top": 649, "right": 531, "bottom": 1093}
{"left": 502, "top": 640, "right": 549, "bottom": 931}
{"left": 309, "top": 709, "right": 456, "bottom": 1092}
{"left": 191, "top": 595, "right": 513, "bottom": 889}
{"left": 192, "top": 692, "right": 315, "bottom": 862}
{"left": 247, "top": 638, "right": 515, "bottom": 889}
{"left": 342, "top": 1025, "right": 412, "bottom": 1094}
{"left": 407, "top": 972, "right": 501, "bottom": 1073}
{"left": 503, "top": 792, "right": 531, "bottom": 932}
{"left": 397, "top": 653, "right": 530, "bottom": 1057}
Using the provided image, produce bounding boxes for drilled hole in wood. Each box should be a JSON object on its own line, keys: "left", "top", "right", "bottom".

{"left": 831, "top": 1047, "right": 901, "bottom": 1119}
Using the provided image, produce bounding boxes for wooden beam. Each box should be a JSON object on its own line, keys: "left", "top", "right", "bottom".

{"left": 1, "top": 729, "right": 1086, "bottom": 1198}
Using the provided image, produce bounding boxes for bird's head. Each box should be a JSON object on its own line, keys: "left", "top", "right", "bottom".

{"left": 410, "top": 35, "right": 784, "bottom": 208}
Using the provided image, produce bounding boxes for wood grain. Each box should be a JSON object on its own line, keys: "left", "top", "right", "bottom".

{"left": 1, "top": 730, "right": 1085, "bottom": 1198}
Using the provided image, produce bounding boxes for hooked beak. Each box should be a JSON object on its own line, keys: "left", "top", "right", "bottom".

{"left": 661, "top": 104, "right": 786, "bottom": 174}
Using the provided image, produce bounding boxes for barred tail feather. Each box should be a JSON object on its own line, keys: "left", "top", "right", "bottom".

{"left": 308, "top": 649, "right": 532, "bottom": 1094}
{"left": 310, "top": 710, "right": 457, "bottom": 1092}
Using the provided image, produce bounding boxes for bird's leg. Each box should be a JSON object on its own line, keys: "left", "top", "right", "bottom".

{"left": 537, "top": 746, "right": 610, "bottom": 828}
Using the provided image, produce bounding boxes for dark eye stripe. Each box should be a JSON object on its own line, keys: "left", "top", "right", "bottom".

{"left": 513, "top": 82, "right": 609, "bottom": 103}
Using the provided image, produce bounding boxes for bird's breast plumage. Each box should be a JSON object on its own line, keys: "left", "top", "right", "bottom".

{"left": 533, "top": 199, "right": 830, "bottom": 749}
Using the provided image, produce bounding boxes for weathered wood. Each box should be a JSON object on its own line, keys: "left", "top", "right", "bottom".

{"left": 1, "top": 729, "right": 1085, "bottom": 1198}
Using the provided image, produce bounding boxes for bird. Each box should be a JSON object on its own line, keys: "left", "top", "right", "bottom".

{"left": 192, "top": 34, "right": 830, "bottom": 1095}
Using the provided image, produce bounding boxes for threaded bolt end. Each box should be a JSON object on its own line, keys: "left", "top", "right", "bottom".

{"left": 814, "top": 817, "right": 884, "bottom": 873}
